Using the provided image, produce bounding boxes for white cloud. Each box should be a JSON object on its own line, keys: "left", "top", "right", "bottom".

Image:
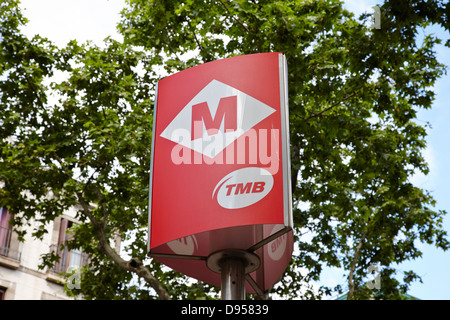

{"left": 409, "top": 146, "right": 437, "bottom": 190}
{"left": 19, "top": 0, "right": 125, "bottom": 47}
{"left": 343, "top": 0, "right": 382, "bottom": 18}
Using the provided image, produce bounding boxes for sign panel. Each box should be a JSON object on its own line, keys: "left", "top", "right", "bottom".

{"left": 148, "top": 52, "right": 293, "bottom": 294}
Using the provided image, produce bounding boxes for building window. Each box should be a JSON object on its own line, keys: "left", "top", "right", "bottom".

{"left": 51, "top": 218, "right": 88, "bottom": 273}
{"left": 0, "top": 207, "right": 21, "bottom": 268}
{"left": 0, "top": 207, "right": 13, "bottom": 257}
{"left": 0, "top": 207, "right": 18, "bottom": 259}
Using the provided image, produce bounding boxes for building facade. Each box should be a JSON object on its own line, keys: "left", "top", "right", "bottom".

{"left": 0, "top": 205, "right": 93, "bottom": 300}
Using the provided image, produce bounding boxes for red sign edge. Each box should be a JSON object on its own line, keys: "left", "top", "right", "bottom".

{"left": 278, "top": 53, "right": 293, "bottom": 229}
{"left": 147, "top": 81, "right": 159, "bottom": 253}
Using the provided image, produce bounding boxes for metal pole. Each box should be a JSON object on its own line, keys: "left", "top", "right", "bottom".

{"left": 206, "top": 249, "right": 260, "bottom": 300}
{"left": 220, "top": 257, "right": 246, "bottom": 300}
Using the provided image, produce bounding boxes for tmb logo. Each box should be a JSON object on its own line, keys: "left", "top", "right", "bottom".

{"left": 160, "top": 79, "right": 278, "bottom": 172}
{"left": 213, "top": 167, "right": 274, "bottom": 209}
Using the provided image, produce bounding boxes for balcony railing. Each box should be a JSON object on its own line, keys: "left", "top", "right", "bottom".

{"left": 0, "top": 226, "right": 21, "bottom": 262}
{"left": 49, "top": 244, "right": 89, "bottom": 273}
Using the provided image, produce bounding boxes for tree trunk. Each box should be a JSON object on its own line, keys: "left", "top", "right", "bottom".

{"left": 347, "top": 230, "right": 368, "bottom": 300}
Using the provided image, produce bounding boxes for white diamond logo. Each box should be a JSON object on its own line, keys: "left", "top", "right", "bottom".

{"left": 160, "top": 79, "right": 276, "bottom": 159}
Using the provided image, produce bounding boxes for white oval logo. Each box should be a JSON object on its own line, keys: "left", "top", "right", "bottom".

{"left": 166, "top": 235, "right": 198, "bottom": 255}
{"left": 267, "top": 225, "right": 287, "bottom": 261}
{"left": 213, "top": 167, "right": 274, "bottom": 209}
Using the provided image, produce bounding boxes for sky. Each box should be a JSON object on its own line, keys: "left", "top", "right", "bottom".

{"left": 17, "top": 0, "right": 450, "bottom": 300}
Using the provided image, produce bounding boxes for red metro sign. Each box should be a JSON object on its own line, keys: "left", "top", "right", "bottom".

{"left": 148, "top": 52, "right": 293, "bottom": 295}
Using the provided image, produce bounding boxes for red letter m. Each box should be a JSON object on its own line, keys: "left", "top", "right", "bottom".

{"left": 191, "top": 96, "right": 237, "bottom": 140}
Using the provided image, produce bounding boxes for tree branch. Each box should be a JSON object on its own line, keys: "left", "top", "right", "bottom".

{"left": 52, "top": 143, "right": 170, "bottom": 299}
{"left": 217, "top": 0, "right": 249, "bottom": 32}
{"left": 96, "top": 228, "right": 171, "bottom": 300}
{"left": 25, "top": 74, "right": 46, "bottom": 109}
{"left": 302, "top": 92, "right": 357, "bottom": 121}
{"left": 347, "top": 229, "right": 368, "bottom": 299}
{"left": 75, "top": 188, "right": 170, "bottom": 300}
{"left": 188, "top": 23, "right": 211, "bottom": 63}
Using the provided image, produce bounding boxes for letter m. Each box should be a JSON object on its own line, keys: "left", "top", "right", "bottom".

{"left": 235, "top": 182, "right": 252, "bottom": 195}
{"left": 191, "top": 96, "right": 237, "bottom": 140}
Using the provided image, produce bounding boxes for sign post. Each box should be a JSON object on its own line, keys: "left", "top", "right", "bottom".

{"left": 148, "top": 52, "right": 293, "bottom": 299}
{"left": 207, "top": 249, "right": 260, "bottom": 299}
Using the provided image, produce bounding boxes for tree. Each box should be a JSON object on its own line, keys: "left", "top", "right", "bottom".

{"left": 1, "top": 0, "right": 171, "bottom": 300}
{"left": 1, "top": 0, "right": 449, "bottom": 299}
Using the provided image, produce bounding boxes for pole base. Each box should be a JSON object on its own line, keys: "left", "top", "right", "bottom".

{"left": 206, "top": 250, "right": 260, "bottom": 300}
